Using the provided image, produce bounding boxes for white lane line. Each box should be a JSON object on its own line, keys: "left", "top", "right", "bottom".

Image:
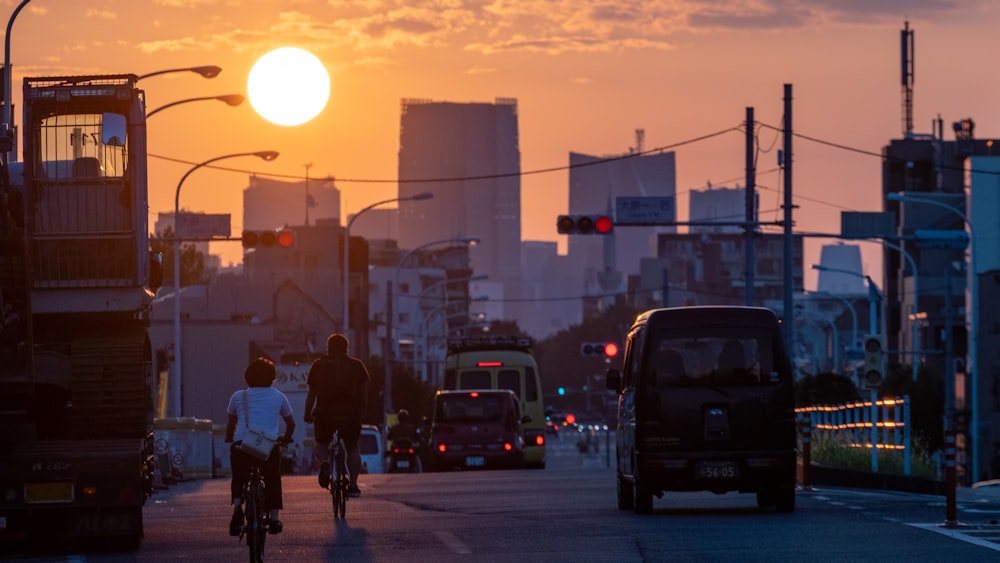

{"left": 434, "top": 530, "right": 472, "bottom": 554}
{"left": 908, "top": 523, "right": 1000, "bottom": 552}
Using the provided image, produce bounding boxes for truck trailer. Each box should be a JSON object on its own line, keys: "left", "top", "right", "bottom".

{"left": 0, "top": 74, "right": 160, "bottom": 548}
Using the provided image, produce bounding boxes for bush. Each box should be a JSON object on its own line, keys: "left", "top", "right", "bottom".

{"left": 795, "top": 372, "right": 860, "bottom": 407}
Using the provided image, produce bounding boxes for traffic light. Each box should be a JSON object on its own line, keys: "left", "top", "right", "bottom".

{"left": 581, "top": 342, "right": 619, "bottom": 358}
{"left": 557, "top": 214, "right": 613, "bottom": 235}
{"left": 862, "top": 335, "right": 883, "bottom": 388}
{"left": 242, "top": 229, "right": 294, "bottom": 248}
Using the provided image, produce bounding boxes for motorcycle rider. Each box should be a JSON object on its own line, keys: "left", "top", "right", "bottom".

{"left": 387, "top": 409, "right": 422, "bottom": 472}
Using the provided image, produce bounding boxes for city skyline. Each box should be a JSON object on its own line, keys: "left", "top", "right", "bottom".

{"left": 3, "top": 1, "right": 998, "bottom": 288}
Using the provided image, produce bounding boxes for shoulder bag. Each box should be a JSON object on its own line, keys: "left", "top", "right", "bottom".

{"left": 235, "top": 389, "right": 277, "bottom": 461}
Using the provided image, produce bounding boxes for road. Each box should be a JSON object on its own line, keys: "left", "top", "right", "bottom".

{"left": 4, "top": 434, "right": 1000, "bottom": 562}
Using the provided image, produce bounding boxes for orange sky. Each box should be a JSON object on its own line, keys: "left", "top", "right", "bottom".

{"left": 4, "top": 0, "right": 999, "bottom": 290}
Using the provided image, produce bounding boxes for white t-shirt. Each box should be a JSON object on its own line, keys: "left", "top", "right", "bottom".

{"left": 227, "top": 387, "right": 294, "bottom": 442}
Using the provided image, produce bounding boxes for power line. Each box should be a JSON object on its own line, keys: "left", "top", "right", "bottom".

{"left": 147, "top": 125, "right": 742, "bottom": 184}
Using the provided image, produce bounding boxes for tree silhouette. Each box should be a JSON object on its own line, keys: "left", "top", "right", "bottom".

{"left": 150, "top": 226, "right": 205, "bottom": 287}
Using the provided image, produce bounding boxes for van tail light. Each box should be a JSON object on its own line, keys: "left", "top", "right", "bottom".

{"left": 503, "top": 442, "right": 513, "bottom": 451}
{"left": 534, "top": 435, "right": 545, "bottom": 446}
{"left": 437, "top": 444, "right": 447, "bottom": 453}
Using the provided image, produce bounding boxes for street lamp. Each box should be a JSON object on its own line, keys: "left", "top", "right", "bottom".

{"left": 2, "top": 0, "right": 32, "bottom": 163}
{"left": 137, "top": 65, "right": 222, "bottom": 81}
{"left": 812, "top": 291, "right": 859, "bottom": 359}
{"left": 418, "top": 296, "right": 490, "bottom": 383}
{"left": 412, "top": 276, "right": 490, "bottom": 380}
{"left": 794, "top": 306, "right": 839, "bottom": 373}
{"left": 342, "top": 192, "right": 433, "bottom": 347}
{"left": 172, "top": 150, "right": 279, "bottom": 417}
{"left": 812, "top": 265, "right": 883, "bottom": 339}
{"left": 887, "top": 190, "right": 979, "bottom": 480}
{"left": 384, "top": 236, "right": 479, "bottom": 419}
{"left": 882, "top": 239, "right": 920, "bottom": 381}
{"left": 147, "top": 94, "right": 245, "bottom": 118}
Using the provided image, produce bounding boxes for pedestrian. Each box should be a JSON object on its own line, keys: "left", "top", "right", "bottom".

{"left": 304, "top": 333, "right": 371, "bottom": 497}
{"left": 225, "top": 357, "right": 295, "bottom": 535}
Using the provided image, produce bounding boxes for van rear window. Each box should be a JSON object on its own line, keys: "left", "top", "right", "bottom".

{"left": 437, "top": 395, "right": 505, "bottom": 422}
{"left": 457, "top": 370, "right": 491, "bottom": 389}
{"left": 647, "top": 327, "right": 777, "bottom": 387}
{"left": 498, "top": 370, "right": 521, "bottom": 398}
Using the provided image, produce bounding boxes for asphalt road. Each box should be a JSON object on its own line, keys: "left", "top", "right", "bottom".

{"left": 5, "top": 432, "right": 1000, "bottom": 562}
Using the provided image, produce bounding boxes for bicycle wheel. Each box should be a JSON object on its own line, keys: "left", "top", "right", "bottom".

{"left": 247, "top": 478, "right": 267, "bottom": 563}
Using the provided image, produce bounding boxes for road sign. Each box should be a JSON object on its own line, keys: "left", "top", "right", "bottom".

{"left": 913, "top": 229, "right": 968, "bottom": 249}
{"left": 841, "top": 211, "right": 896, "bottom": 239}
{"left": 175, "top": 213, "right": 231, "bottom": 238}
{"left": 615, "top": 196, "right": 675, "bottom": 225}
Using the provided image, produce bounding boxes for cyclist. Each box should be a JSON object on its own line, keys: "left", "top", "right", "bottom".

{"left": 387, "top": 408, "right": 423, "bottom": 472}
{"left": 225, "top": 357, "right": 295, "bottom": 536}
{"left": 304, "top": 333, "right": 370, "bottom": 497}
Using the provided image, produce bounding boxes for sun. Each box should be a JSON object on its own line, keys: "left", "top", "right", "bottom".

{"left": 248, "top": 47, "right": 330, "bottom": 126}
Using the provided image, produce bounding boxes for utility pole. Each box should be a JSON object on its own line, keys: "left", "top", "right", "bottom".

{"left": 744, "top": 106, "right": 756, "bottom": 306}
{"left": 782, "top": 84, "right": 795, "bottom": 367}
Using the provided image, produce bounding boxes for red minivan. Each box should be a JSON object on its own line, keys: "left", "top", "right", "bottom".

{"left": 427, "top": 389, "right": 528, "bottom": 471}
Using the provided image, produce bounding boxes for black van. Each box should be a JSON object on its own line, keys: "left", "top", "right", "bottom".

{"left": 606, "top": 306, "right": 796, "bottom": 514}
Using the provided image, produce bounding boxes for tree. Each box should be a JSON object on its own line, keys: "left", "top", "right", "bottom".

{"left": 150, "top": 226, "right": 205, "bottom": 287}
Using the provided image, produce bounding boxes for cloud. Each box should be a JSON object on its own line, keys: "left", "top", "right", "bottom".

{"left": 135, "top": 0, "right": 984, "bottom": 59}
{"left": 137, "top": 36, "right": 216, "bottom": 54}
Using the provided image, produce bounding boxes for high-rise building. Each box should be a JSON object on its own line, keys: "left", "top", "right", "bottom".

{"left": 243, "top": 175, "right": 340, "bottom": 232}
{"left": 396, "top": 98, "right": 522, "bottom": 321}
{"left": 689, "top": 185, "right": 756, "bottom": 234}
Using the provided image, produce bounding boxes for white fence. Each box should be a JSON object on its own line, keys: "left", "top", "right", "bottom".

{"left": 796, "top": 396, "right": 911, "bottom": 475}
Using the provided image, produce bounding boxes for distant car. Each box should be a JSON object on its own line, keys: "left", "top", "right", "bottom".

{"left": 427, "top": 389, "right": 527, "bottom": 471}
{"left": 359, "top": 424, "right": 384, "bottom": 474}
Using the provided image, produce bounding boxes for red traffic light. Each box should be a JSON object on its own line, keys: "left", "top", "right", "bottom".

{"left": 556, "top": 214, "right": 614, "bottom": 235}
{"left": 594, "top": 215, "right": 613, "bottom": 234}
{"left": 242, "top": 229, "right": 294, "bottom": 248}
{"left": 603, "top": 342, "right": 619, "bottom": 357}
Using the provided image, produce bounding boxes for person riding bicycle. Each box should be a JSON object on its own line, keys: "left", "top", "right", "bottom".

{"left": 387, "top": 408, "right": 423, "bottom": 472}
{"left": 225, "top": 357, "right": 295, "bottom": 536}
{"left": 304, "top": 333, "right": 370, "bottom": 497}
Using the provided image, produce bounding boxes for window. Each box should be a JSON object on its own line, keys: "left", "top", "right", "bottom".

{"left": 498, "top": 370, "right": 521, "bottom": 398}
{"left": 457, "top": 370, "right": 491, "bottom": 389}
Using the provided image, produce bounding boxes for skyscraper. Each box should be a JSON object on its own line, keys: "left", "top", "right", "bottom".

{"left": 396, "top": 98, "right": 522, "bottom": 320}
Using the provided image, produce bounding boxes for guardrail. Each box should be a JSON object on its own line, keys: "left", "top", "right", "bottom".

{"left": 796, "top": 396, "right": 911, "bottom": 475}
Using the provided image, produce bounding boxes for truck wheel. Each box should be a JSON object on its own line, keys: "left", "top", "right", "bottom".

{"left": 617, "top": 473, "right": 634, "bottom": 510}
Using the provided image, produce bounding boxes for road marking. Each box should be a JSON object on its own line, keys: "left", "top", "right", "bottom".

{"left": 434, "top": 530, "right": 472, "bottom": 554}
{"left": 908, "top": 523, "right": 1000, "bottom": 552}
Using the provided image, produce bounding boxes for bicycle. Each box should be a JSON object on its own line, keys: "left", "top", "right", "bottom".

{"left": 237, "top": 438, "right": 288, "bottom": 563}
{"left": 324, "top": 429, "right": 350, "bottom": 519}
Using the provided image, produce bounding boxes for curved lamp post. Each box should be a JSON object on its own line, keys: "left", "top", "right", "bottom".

{"left": 138, "top": 65, "right": 222, "bottom": 82}
{"left": 342, "top": 192, "right": 433, "bottom": 347}
{"left": 887, "top": 190, "right": 978, "bottom": 481}
{"left": 385, "top": 236, "right": 479, "bottom": 419}
{"left": 2, "top": 0, "right": 32, "bottom": 163}
{"left": 413, "top": 276, "right": 489, "bottom": 381}
{"left": 812, "top": 291, "right": 859, "bottom": 360}
{"left": 418, "top": 297, "right": 490, "bottom": 384}
{"left": 147, "top": 94, "right": 245, "bottom": 118}
{"left": 882, "top": 239, "right": 920, "bottom": 381}
{"left": 172, "top": 150, "right": 279, "bottom": 417}
{"left": 794, "top": 306, "right": 839, "bottom": 373}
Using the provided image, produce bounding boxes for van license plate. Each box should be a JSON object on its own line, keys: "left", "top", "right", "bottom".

{"left": 695, "top": 461, "right": 738, "bottom": 479}
{"left": 397, "top": 460, "right": 410, "bottom": 469}
{"left": 465, "top": 456, "right": 486, "bottom": 467}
